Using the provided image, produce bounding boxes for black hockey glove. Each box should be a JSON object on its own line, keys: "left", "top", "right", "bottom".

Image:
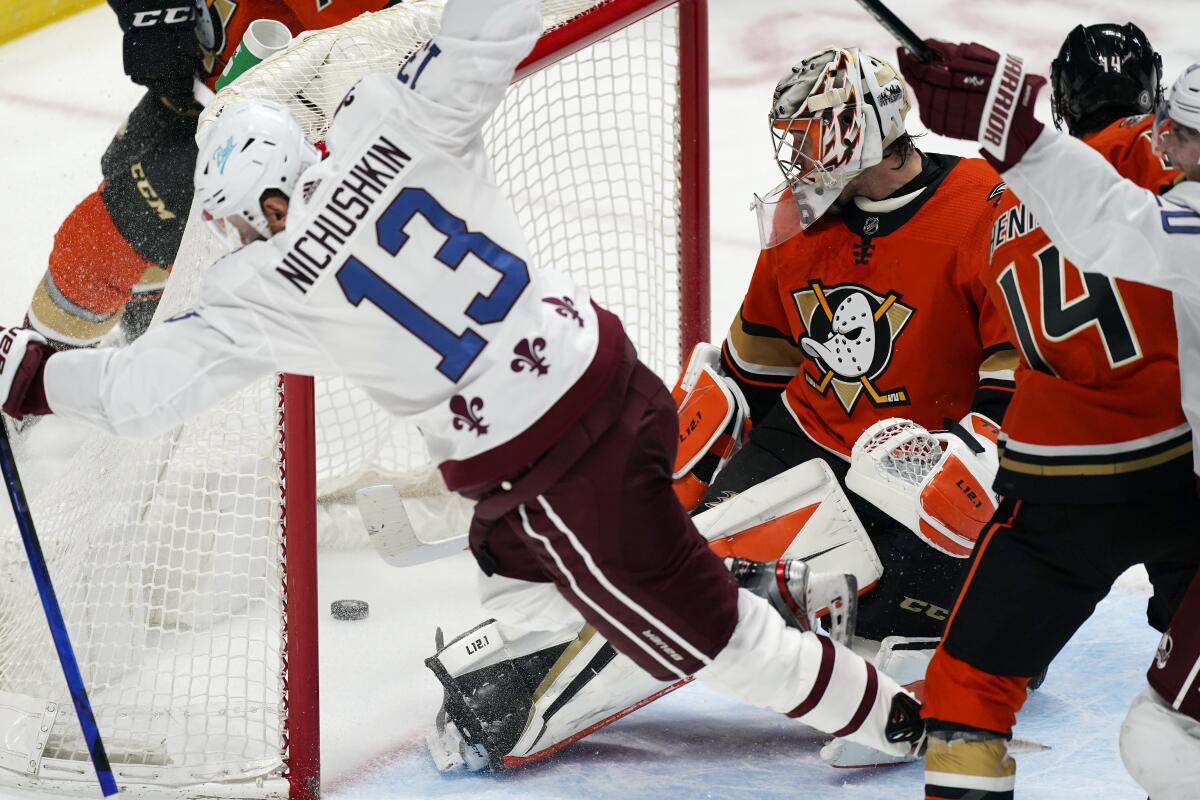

{"left": 108, "top": 0, "right": 201, "bottom": 110}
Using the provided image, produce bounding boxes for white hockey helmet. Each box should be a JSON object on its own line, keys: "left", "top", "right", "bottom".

{"left": 1152, "top": 63, "right": 1200, "bottom": 166}
{"left": 194, "top": 99, "right": 320, "bottom": 249}
{"left": 769, "top": 48, "right": 911, "bottom": 193}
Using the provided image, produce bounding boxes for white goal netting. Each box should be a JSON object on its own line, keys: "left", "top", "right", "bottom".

{"left": 0, "top": 1, "right": 694, "bottom": 796}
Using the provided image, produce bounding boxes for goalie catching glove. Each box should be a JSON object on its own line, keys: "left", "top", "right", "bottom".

{"left": 670, "top": 343, "right": 751, "bottom": 510}
{"left": 847, "top": 414, "right": 1000, "bottom": 558}
{"left": 0, "top": 327, "right": 53, "bottom": 420}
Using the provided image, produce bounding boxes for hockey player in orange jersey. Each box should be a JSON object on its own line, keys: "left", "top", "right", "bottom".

{"left": 894, "top": 23, "right": 1200, "bottom": 800}
{"left": 25, "top": 0, "right": 390, "bottom": 350}
{"left": 421, "top": 48, "right": 1016, "bottom": 773}
{"left": 709, "top": 47, "right": 1016, "bottom": 646}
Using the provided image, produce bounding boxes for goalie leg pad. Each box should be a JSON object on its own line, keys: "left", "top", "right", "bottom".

{"left": 425, "top": 615, "right": 680, "bottom": 771}
{"left": 427, "top": 556, "right": 870, "bottom": 771}
{"left": 693, "top": 459, "right": 884, "bottom": 595}
{"left": 425, "top": 618, "right": 581, "bottom": 771}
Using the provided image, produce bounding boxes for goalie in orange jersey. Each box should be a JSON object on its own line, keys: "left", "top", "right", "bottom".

{"left": 24, "top": 0, "right": 393, "bottom": 351}
{"left": 700, "top": 47, "right": 1016, "bottom": 649}
{"left": 421, "top": 48, "right": 1013, "bottom": 773}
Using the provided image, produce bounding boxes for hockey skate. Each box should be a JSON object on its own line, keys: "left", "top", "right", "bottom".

{"left": 724, "top": 556, "right": 857, "bottom": 644}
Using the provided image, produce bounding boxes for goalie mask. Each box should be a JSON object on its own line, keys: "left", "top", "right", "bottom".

{"left": 1152, "top": 63, "right": 1200, "bottom": 169}
{"left": 757, "top": 48, "right": 911, "bottom": 243}
{"left": 194, "top": 99, "right": 320, "bottom": 250}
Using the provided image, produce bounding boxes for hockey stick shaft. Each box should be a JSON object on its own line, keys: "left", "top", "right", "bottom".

{"left": 0, "top": 422, "right": 118, "bottom": 796}
{"left": 850, "top": 0, "right": 939, "bottom": 62}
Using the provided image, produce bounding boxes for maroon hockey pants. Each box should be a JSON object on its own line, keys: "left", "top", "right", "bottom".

{"left": 467, "top": 354, "right": 741, "bottom": 681}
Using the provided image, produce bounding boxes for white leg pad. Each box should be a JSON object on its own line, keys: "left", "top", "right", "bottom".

{"left": 693, "top": 460, "right": 884, "bottom": 592}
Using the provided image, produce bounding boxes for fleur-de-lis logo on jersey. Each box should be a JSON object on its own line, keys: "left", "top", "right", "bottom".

{"left": 543, "top": 296, "right": 584, "bottom": 327}
{"left": 793, "top": 280, "right": 914, "bottom": 414}
{"left": 511, "top": 338, "right": 549, "bottom": 376}
{"left": 450, "top": 395, "right": 488, "bottom": 436}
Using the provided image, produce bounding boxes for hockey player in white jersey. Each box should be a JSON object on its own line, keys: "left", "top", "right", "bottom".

{"left": 0, "top": 0, "right": 924, "bottom": 772}
{"left": 898, "top": 45, "right": 1200, "bottom": 800}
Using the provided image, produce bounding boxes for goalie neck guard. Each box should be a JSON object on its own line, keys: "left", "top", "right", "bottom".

{"left": 758, "top": 47, "right": 911, "bottom": 241}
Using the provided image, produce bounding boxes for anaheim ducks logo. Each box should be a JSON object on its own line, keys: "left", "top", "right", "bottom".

{"left": 195, "top": 0, "right": 239, "bottom": 76}
{"left": 793, "top": 281, "right": 914, "bottom": 413}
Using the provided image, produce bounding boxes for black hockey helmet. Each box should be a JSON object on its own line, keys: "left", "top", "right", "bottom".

{"left": 1050, "top": 22, "right": 1163, "bottom": 135}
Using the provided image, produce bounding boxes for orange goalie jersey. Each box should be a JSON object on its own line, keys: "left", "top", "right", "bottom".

{"left": 986, "top": 114, "right": 1191, "bottom": 502}
{"left": 723, "top": 153, "right": 1017, "bottom": 459}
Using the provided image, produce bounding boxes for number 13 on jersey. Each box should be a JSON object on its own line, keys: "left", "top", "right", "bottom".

{"left": 336, "top": 187, "right": 530, "bottom": 382}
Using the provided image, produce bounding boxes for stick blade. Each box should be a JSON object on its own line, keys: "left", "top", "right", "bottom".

{"left": 356, "top": 485, "right": 467, "bottom": 567}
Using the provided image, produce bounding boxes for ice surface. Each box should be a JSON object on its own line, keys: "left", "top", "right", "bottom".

{"left": 0, "top": 1, "right": 1188, "bottom": 797}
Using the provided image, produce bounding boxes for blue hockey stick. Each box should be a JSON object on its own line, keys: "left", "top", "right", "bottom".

{"left": 0, "top": 420, "right": 118, "bottom": 796}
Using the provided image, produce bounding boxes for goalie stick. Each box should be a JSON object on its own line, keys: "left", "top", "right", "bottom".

{"left": 849, "top": 0, "right": 939, "bottom": 62}
{"left": 0, "top": 421, "right": 117, "bottom": 796}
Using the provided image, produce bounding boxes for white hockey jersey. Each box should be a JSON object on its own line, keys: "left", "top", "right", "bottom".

{"left": 42, "top": 0, "right": 627, "bottom": 491}
{"left": 998, "top": 128, "right": 1200, "bottom": 471}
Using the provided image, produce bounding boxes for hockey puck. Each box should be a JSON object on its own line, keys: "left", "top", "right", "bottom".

{"left": 330, "top": 599, "right": 369, "bottom": 621}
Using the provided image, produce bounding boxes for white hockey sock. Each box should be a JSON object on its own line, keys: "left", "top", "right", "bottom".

{"left": 697, "top": 589, "right": 911, "bottom": 757}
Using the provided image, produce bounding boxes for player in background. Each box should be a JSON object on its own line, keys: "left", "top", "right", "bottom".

{"left": 0, "top": 0, "right": 925, "bottom": 772}
{"left": 897, "top": 27, "right": 1200, "bottom": 800}
{"left": 24, "top": 0, "right": 390, "bottom": 351}
{"left": 422, "top": 48, "right": 1015, "bottom": 772}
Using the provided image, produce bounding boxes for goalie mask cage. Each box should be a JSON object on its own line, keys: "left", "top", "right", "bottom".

{"left": 0, "top": 1, "right": 708, "bottom": 797}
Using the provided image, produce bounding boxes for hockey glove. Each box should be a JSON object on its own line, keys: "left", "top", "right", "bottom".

{"left": 847, "top": 414, "right": 999, "bottom": 558}
{"left": 108, "top": 0, "right": 201, "bottom": 110}
{"left": 896, "top": 39, "right": 1046, "bottom": 172}
{"left": 0, "top": 327, "right": 53, "bottom": 420}
{"left": 670, "top": 343, "right": 750, "bottom": 510}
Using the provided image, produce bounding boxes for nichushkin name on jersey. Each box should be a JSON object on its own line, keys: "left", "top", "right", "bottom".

{"left": 277, "top": 135, "right": 413, "bottom": 294}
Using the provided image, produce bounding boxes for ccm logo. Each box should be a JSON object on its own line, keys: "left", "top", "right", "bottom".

{"left": 131, "top": 7, "right": 192, "bottom": 26}
{"left": 900, "top": 596, "right": 949, "bottom": 621}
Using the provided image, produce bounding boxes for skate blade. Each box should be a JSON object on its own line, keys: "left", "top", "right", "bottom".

{"left": 820, "top": 738, "right": 917, "bottom": 769}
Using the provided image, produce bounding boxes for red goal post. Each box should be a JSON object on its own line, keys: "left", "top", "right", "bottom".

{"left": 282, "top": 8, "right": 708, "bottom": 792}
{"left": 0, "top": 2, "right": 708, "bottom": 798}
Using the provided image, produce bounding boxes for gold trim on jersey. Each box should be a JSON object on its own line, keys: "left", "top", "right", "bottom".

{"left": 29, "top": 284, "right": 118, "bottom": 346}
{"left": 726, "top": 323, "right": 804, "bottom": 376}
{"left": 999, "top": 440, "right": 1193, "bottom": 477}
{"left": 979, "top": 348, "right": 1019, "bottom": 375}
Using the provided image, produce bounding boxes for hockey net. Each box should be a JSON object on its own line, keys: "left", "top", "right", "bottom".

{"left": 0, "top": 1, "right": 707, "bottom": 797}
